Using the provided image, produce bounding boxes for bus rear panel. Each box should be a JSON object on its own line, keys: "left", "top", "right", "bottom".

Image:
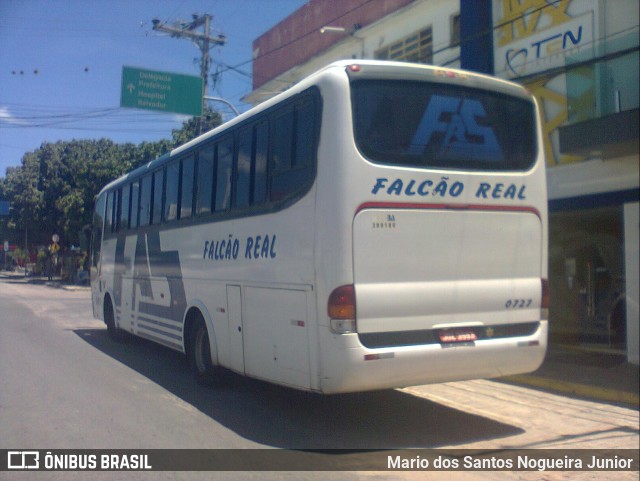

{"left": 317, "top": 62, "right": 547, "bottom": 393}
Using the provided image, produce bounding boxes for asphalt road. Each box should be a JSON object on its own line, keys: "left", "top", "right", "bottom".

{"left": 1, "top": 276, "right": 638, "bottom": 481}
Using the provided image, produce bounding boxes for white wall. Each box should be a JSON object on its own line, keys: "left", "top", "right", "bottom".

{"left": 547, "top": 155, "right": 640, "bottom": 200}
{"left": 602, "top": 0, "right": 639, "bottom": 37}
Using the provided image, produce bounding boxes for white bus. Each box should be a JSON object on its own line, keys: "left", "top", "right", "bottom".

{"left": 91, "top": 60, "right": 548, "bottom": 394}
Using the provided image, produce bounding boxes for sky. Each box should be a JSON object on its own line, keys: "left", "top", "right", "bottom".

{"left": 0, "top": 0, "right": 308, "bottom": 177}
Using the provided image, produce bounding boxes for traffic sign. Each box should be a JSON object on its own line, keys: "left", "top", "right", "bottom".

{"left": 120, "top": 66, "right": 202, "bottom": 116}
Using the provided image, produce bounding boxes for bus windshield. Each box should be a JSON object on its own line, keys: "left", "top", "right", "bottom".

{"left": 351, "top": 79, "right": 537, "bottom": 171}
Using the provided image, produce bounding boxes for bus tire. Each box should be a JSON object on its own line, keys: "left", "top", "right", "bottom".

{"left": 104, "top": 296, "right": 123, "bottom": 342}
{"left": 188, "top": 315, "right": 217, "bottom": 386}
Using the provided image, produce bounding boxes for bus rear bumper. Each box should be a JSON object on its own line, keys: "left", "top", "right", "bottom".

{"left": 319, "top": 321, "right": 547, "bottom": 394}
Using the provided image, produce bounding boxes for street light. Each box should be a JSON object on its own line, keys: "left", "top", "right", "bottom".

{"left": 320, "top": 26, "right": 347, "bottom": 34}
{"left": 319, "top": 24, "right": 365, "bottom": 58}
{"left": 204, "top": 96, "right": 240, "bottom": 117}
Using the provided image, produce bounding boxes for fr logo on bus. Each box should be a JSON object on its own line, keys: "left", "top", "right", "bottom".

{"left": 409, "top": 95, "right": 503, "bottom": 161}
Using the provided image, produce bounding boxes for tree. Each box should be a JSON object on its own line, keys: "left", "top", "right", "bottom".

{"left": 171, "top": 108, "right": 223, "bottom": 147}
{"left": 0, "top": 109, "right": 223, "bottom": 248}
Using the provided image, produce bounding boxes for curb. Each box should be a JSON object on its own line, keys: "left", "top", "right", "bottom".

{"left": 0, "top": 273, "right": 90, "bottom": 291}
{"left": 502, "top": 374, "right": 640, "bottom": 407}
{"left": 42, "top": 281, "right": 91, "bottom": 291}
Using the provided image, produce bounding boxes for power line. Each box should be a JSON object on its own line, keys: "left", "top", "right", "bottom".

{"left": 0, "top": 105, "right": 188, "bottom": 133}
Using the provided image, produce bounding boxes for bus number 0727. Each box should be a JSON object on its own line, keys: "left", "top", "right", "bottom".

{"left": 505, "top": 299, "right": 533, "bottom": 309}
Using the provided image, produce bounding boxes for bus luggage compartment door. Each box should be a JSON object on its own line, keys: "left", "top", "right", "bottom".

{"left": 226, "top": 285, "right": 245, "bottom": 374}
{"left": 242, "top": 287, "right": 312, "bottom": 390}
{"left": 353, "top": 207, "right": 543, "bottom": 339}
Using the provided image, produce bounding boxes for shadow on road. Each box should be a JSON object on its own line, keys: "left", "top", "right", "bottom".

{"left": 74, "top": 328, "right": 523, "bottom": 449}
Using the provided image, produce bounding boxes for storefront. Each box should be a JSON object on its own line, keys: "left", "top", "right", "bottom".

{"left": 491, "top": 0, "right": 639, "bottom": 363}
{"left": 549, "top": 200, "right": 631, "bottom": 350}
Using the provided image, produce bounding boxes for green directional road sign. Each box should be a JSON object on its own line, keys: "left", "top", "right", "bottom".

{"left": 120, "top": 66, "right": 202, "bottom": 116}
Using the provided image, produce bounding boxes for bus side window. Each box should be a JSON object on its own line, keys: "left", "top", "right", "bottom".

{"left": 120, "top": 185, "right": 131, "bottom": 231}
{"left": 215, "top": 138, "right": 233, "bottom": 212}
{"left": 165, "top": 161, "right": 179, "bottom": 222}
{"left": 114, "top": 188, "right": 122, "bottom": 232}
{"left": 139, "top": 174, "right": 151, "bottom": 227}
{"left": 180, "top": 155, "right": 195, "bottom": 219}
{"left": 130, "top": 181, "right": 140, "bottom": 229}
{"left": 235, "top": 127, "right": 252, "bottom": 209}
{"left": 105, "top": 191, "right": 114, "bottom": 234}
{"left": 152, "top": 169, "right": 164, "bottom": 225}
{"left": 92, "top": 193, "right": 106, "bottom": 267}
{"left": 197, "top": 144, "right": 214, "bottom": 215}
{"left": 270, "top": 98, "right": 316, "bottom": 202}
{"left": 272, "top": 109, "right": 294, "bottom": 172}
{"left": 254, "top": 121, "right": 268, "bottom": 205}
{"left": 270, "top": 109, "right": 294, "bottom": 202}
{"left": 295, "top": 99, "right": 315, "bottom": 168}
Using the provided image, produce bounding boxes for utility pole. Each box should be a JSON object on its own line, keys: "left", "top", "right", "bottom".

{"left": 152, "top": 14, "right": 226, "bottom": 134}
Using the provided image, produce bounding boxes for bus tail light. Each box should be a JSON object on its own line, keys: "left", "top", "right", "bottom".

{"left": 328, "top": 285, "right": 357, "bottom": 333}
{"left": 541, "top": 278, "right": 550, "bottom": 319}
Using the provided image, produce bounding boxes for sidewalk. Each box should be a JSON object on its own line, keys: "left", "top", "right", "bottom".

{"left": 502, "top": 344, "right": 640, "bottom": 407}
{"left": 0, "top": 270, "right": 90, "bottom": 291}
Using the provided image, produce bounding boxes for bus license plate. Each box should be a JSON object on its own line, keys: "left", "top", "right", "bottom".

{"left": 438, "top": 329, "right": 478, "bottom": 344}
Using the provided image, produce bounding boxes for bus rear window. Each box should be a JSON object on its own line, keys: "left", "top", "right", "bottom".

{"left": 351, "top": 80, "right": 536, "bottom": 171}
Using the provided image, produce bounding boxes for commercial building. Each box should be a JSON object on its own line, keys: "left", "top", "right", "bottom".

{"left": 245, "top": 0, "right": 639, "bottom": 364}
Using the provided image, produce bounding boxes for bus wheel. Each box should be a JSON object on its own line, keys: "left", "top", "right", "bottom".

{"left": 189, "top": 316, "right": 217, "bottom": 386}
{"left": 104, "top": 296, "right": 123, "bottom": 342}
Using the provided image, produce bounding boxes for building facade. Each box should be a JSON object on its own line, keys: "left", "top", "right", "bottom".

{"left": 246, "top": 0, "right": 639, "bottom": 364}
{"left": 492, "top": 0, "right": 639, "bottom": 364}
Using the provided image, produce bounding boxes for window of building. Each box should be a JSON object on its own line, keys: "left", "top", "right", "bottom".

{"left": 375, "top": 27, "right": 433, "bottom": 64}
{"left": 549, "top": 205, "right": 627, "bottom": 348}
{"left": 451, "top": 13, "right": 460, "bottom": 47}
